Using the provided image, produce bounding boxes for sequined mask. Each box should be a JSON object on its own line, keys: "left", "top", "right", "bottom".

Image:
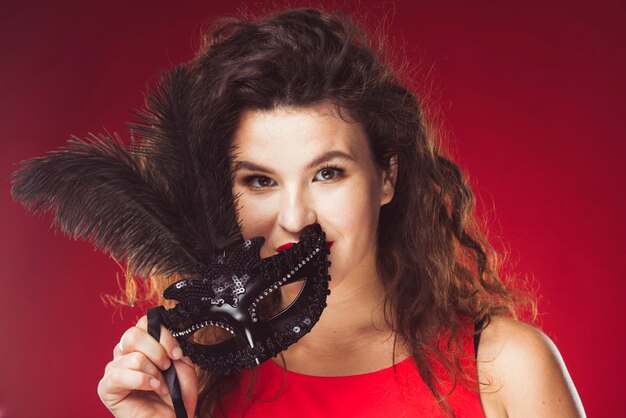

{"left": 155, "top": 224, "right": 331, "bottom": 374}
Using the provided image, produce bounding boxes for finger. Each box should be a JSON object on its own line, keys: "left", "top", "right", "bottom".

{"left": 100, "top": 368, "right": 163, "bottom": 397}
{"left": 104, "top": 354, "right": 170, "bottom": 396}
{"left": 136, "top": 315, "right": 185, "bottom": 363}
{"left": 118, "top": 325, "right": 172, "bottom": 371}
{"left": 113, "top": 342, "right": 123, "bottom": 359}
{"left": 120, "top": 352, "right": 170, "bottom": 396}
{"left": 117, "top": 352, "right": 165, "bottom": 380}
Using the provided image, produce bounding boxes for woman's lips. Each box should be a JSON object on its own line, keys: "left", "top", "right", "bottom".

{"left": 276, "top": 242, "right": 295, "bottom": 252}
{"left": 276, "top": 241, "right": 334, "bottom": 253}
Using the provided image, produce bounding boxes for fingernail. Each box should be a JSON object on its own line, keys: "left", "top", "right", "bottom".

{"left": 172, "top": 346, "right": 183, "bottom": 360}
{"left": 150, "top": 378, "right": 160, "bottom": 388}
{"left": 182, "top": 356, "right": 194, "bottom": 366}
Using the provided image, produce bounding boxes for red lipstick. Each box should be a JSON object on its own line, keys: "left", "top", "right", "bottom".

{"left": 276, "top": 242, "right": 295, "bottom": 253}
{"left": 276, "top": 241, "right": 333, "bottom": 253}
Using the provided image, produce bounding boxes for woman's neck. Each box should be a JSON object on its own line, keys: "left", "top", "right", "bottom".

{"left": 275, "top": 261, "right": 410, "bottom": 376}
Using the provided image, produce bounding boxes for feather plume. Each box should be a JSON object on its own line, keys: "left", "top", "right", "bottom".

{"left": 129, "top": 65, "right": 241, "bottom": 261}
{"left": 11, "top": 65, "right": 242, "bottom": 279}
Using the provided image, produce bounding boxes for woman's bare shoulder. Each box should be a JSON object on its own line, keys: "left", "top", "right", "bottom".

{"left": 477, "top": 316, "right": 586, "bottom": 418}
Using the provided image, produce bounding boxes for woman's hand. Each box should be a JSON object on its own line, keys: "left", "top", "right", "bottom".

{"left": 98, "top": 315, "right": 198, "bottom": 418}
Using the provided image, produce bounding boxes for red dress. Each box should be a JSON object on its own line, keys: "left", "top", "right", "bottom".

{"left": 215, "top": 328, "right": 485, "bottom": 418}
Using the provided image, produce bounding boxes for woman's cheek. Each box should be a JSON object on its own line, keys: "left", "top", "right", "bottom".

{"left": 236, "top": 194, "right": 279, "bottom": 258}
{"left": 236, "top": 194, "right": 268, "bottom": 237}
{"left": 326, "top": 181, "right": 377, "bottom": 227}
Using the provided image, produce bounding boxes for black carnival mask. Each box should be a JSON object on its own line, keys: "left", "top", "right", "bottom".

{"left": 156, "top": 224, "right": 331, "bottom": 374}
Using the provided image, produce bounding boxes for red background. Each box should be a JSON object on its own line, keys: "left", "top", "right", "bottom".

{"left": 1, "top": 1, "right": 624, "bottom": 416}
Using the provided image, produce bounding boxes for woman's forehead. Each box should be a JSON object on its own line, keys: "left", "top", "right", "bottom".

{"left": 230, "top": 104, "right": 369, "bottom": 163}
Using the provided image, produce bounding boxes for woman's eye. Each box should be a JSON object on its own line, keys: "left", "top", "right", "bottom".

{"left": 314, "top": 167, "right": 343, "bottom": 181}
{"left": 246, "top": 176, "right": 276, "bottom": 189}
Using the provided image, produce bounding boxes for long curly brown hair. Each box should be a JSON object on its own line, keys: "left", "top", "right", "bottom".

{"left": 117, "top": 7, "right": 535, "bottom": 417}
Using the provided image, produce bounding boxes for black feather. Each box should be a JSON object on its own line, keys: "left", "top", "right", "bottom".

{"left": 11, "top": 64, "right": 242, "bottom": 279}
{"left": 129, "top": 65, "right": 241, "bottom": 263}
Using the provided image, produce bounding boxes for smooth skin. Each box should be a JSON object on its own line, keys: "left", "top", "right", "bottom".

{"left": 98, "top": 102, "right": 585, "bottom": 417}
{"left": 98, "top": 316, "right": 198, "bottom": 418}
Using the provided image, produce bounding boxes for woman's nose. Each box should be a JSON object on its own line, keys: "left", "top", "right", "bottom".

{"left": 277, "top": 187, "right": 316, "bottom": 233}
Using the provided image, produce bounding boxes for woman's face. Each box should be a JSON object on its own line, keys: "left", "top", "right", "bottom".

{"left": 230, "top": 102, "right": 395, "bottom": 289}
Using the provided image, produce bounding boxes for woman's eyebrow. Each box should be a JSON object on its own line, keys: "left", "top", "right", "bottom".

{"left": 305, "top": 150, "right": 355, "bottom": 169}
{"left": 232, "top": 160, "right": 275, "bottom": 174}
{"left": 232, "top": 150, "right": 355, "bottom": 174}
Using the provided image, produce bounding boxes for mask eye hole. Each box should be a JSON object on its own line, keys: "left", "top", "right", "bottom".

{"left": 176, "top": 322, "right": 235, "bottom": 345}
{"left": 254, "top": 289, "right": 281, "bottom": 321}
{"left": 255, "top": 280, "right": 305, "bottom": 321}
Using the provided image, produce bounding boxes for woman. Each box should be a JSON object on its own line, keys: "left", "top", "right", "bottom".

{"left": 97, "top": 8, "right": 585, "bottom": 417}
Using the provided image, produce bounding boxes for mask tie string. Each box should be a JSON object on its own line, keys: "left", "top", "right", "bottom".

{"left": 147, "top": 306, "right": 188, "bottom": 418}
